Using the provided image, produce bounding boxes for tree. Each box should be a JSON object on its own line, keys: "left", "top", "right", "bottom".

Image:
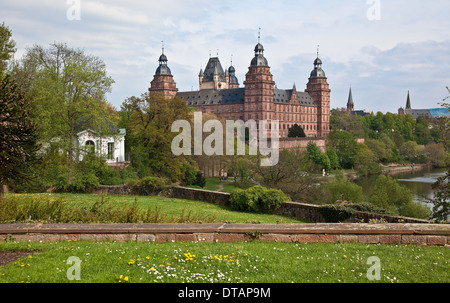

{"left": 355, "top": 143, "right": 381, "bottom": 176}
{"left": 306, "top": 141, "right": 330, "bottom": 171}
{"left": 323, "top": 177, "right": 364, "bottom": 204}
{"left": 15, "top": 43, "right": 115, "bottom": 183}
{"left": 399, "top": 141, "right": 422, "bottom": 162}
{"left": 0, "top": 76, "right": 39, "bottom": 199}
{"left": 287, "top": 124, "right": 306, "bottom": 138}
{"left": 253, "top": 149, "right": 321, "bottom": 204}
{"left": 326, "top": 147, "right": 340, "bottom": 170}
{"left": 414, "top": 116, "right": 432, "bottom": 145}
{"left": 0, "top": 22, "right": 16, "bottom": 76}
{"left": 365, "top": 138, "right": 392, "bottom": 163}
{"left": 368, "top": 175, "right": 430, "bottom": 219}
{"left": 123, "top": 92, "right": 192, "bottom": 181}
{"left": 327, "top": 131, "right": 359, "bottom": 169}
{"left": 430, "top": 169, "right": 449, "bottom": 222}
{"left": 424, "top": 143, "right": 446, "bottom": 167}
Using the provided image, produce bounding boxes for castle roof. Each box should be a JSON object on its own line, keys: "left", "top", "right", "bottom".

{"left": 201, "top": 57, "right": 227, "bottom": 82}
{"left": 178, "top": 88, "right": 245, "bottom": 106}
{"left": 177, "top": 88, "right": 317, "bottom": 107}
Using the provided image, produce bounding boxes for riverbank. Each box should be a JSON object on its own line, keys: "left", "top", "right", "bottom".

{"left": 380, "top": 163, "right": 427, "bottom": 176}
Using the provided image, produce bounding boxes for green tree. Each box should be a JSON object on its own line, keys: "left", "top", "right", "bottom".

{"left": 327, "top": 131, "right": 359, "bottom": 169}
{"left": 306, "top": 141, "right": 330, "bottom": 171}
{"left": 355, "top": 143, "right": 381, "bottom": 176}
{"left": 253, "top": 149, "right": 321, "bottom": 204}
{"left": 0, "top": 76, "right": 39, "bottom": 199}
{"left": 365, "top": 138, "right": 392, "bottom": 163}
{"left": 0, "top": 22, "right": 16, "bottom": 76}
{"left": 287, "top": 123, "right": 306, "bottom": 138}
{"left": 430, "top": 169, "right": 449, "bottom": 222}
{"left": 414, "top": 116, "right": 432, "bottom": 145}
{"left": 399, "top": 141, "right": 422, "bottom": 162}
{"left": 323, "top": 177, "right": 364, "bottom": 204}
{"left": 368, "top": 175, "right": 430, "bottom": 219}
{"left": 326, "top": 147, "right": 340, "bottom": 170}
{"left": 14, "top": 43, "right": 115, "bottom": 183}
{"left": 123, "top": 92, "right": 191, "bottom": 182}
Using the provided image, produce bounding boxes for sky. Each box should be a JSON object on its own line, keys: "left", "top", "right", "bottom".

{"left": 2, "top": 0, "right": 450, "bottom": 113}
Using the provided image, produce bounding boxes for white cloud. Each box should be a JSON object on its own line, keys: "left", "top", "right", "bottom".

{"left": 2, "top": 0, "right": 450, "bottom": 112}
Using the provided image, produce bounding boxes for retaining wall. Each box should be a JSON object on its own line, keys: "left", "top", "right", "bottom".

{"left": 0, "top": 223, "right": 448, "bottom": 246}
{"left": 93, "top": 185, "right": 431, "bottom": 224}
{"left": 162, "top": 186, "right": 431, "bottom": 224}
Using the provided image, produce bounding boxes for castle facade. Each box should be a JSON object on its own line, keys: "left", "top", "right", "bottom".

{"left": 149, "top": 38, "right": 331, "bottom": 138}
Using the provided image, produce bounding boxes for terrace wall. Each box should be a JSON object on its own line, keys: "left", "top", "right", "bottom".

{"left": 1, "top": 223, "right": 448, "bottom": 246}
{"left": 94, "top": 185, "right": 431, "bottom": 224}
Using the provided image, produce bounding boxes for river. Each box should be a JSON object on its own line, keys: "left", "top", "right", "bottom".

{"left": 355, "top": 166, "right": 448, "bottom": 209}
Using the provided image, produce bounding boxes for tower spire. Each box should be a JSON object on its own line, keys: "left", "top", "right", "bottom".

{"left": 258, "top": 27, "right": 261, "bottom": 43}
{"left": 406, "top": 90, "right": 411, "bottom": 109}
{"left": 161, "top": 40, "right": 164, "bottom": 54}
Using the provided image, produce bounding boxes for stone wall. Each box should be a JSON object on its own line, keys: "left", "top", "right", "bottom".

{"left": 278, "top": 137, "right": 327, "bottom": 152}
{"left": 1, "top": 223, "right": 448, "bottom": 246}
{"left": 164, "top": 186, "right": 231, "bottom": 207}
{"left": 164, "top": 186, "right": 430, "bottom": 224}
{"left": 93, "top": 185, "right": 140, "bottom": 196}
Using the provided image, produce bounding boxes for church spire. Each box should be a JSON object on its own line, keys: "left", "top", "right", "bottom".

{"left": 348, "top": 86, "right": 354, "bottom": 106}
{"left": 347, "top": 85, "right": 354, "bottom": 114}
{"left": 406, "top": 90, "right": 411, "bottom": 109}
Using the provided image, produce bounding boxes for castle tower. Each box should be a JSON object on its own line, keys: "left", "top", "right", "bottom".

{"left": 305, "top": 49, "right": 331, "bottom": 137}
{"left": 243, "top": 32, "right": 275, "bottom": 127}
{"left": 149, "top": 45, "right": 178, "bottom": 99}
{"left": 228, "top": 56, "right": 240, "bottom": 89}
{"left": 199, "top": 57, "right": 228, "bottom": 90}
{"left": 346, "top": 86, "right": 354, "bottom": 115}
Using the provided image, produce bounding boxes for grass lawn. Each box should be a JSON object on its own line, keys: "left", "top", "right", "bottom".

{"left": 0, "top": 240, "right": 448, "bottom": 283}
{"left": 2, "top": 193, "right": 303, "bottom": 224}
{"left": 187, "top": 177, "right": 237, "bottom": 193}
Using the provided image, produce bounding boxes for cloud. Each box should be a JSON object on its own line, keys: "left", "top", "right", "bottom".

{"left": 2, "top": 0, "right": 450, "bottom": 113}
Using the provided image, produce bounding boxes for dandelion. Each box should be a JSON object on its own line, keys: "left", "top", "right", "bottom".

{"left": 124, "top": 276, "right": 129, "bottom": 282}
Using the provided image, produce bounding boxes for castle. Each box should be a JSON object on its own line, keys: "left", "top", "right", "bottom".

{"left": 149, "top": 37, "right": 331, "bottom": 138}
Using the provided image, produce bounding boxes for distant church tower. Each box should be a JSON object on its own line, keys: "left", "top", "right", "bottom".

{"left": 149, "top": 44, "right": 178, "bottom": 98}
{"left": 243, "top": 31, "right": 275, "bottom": 124}
{"left": 405, "top": 90, "right": 412, "bottom": 109}
{"left": 346, "top": 86, "right": 354, "bottom": 115}
{"left": 305, "top": 47, "right": 331, "bottom": 137}
{"left": 398, "top": 90, "right": 411, "bottom": 115}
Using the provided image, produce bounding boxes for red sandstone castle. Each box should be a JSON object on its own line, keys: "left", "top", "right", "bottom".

{"left": 149, "top": 38, "right": 331, "bottom": 138}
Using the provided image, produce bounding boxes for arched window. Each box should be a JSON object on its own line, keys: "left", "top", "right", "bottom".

{"left": 85, "top": 140, "right": 95, "bottom": 153}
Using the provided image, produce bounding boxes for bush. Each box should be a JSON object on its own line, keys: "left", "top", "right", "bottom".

{"left": 66, "top": 172, "right": 100, "bottom": 193}
{"left": 322, "top": 178, "right": 364, "bottom": 204}
{"left": 347, "top": 202, "right": 393, "bottom": 215}
{"left": 194, "top": 171, "right": 206, "bottom": 188}
{"left": 230, "top": 186, "right": 289, "bottom": 214}
{"left": 318, "top": 205, "right": 355, "bottom": 222}
{"left": 130, "top": 176, "right": 168, "bottom": 196}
